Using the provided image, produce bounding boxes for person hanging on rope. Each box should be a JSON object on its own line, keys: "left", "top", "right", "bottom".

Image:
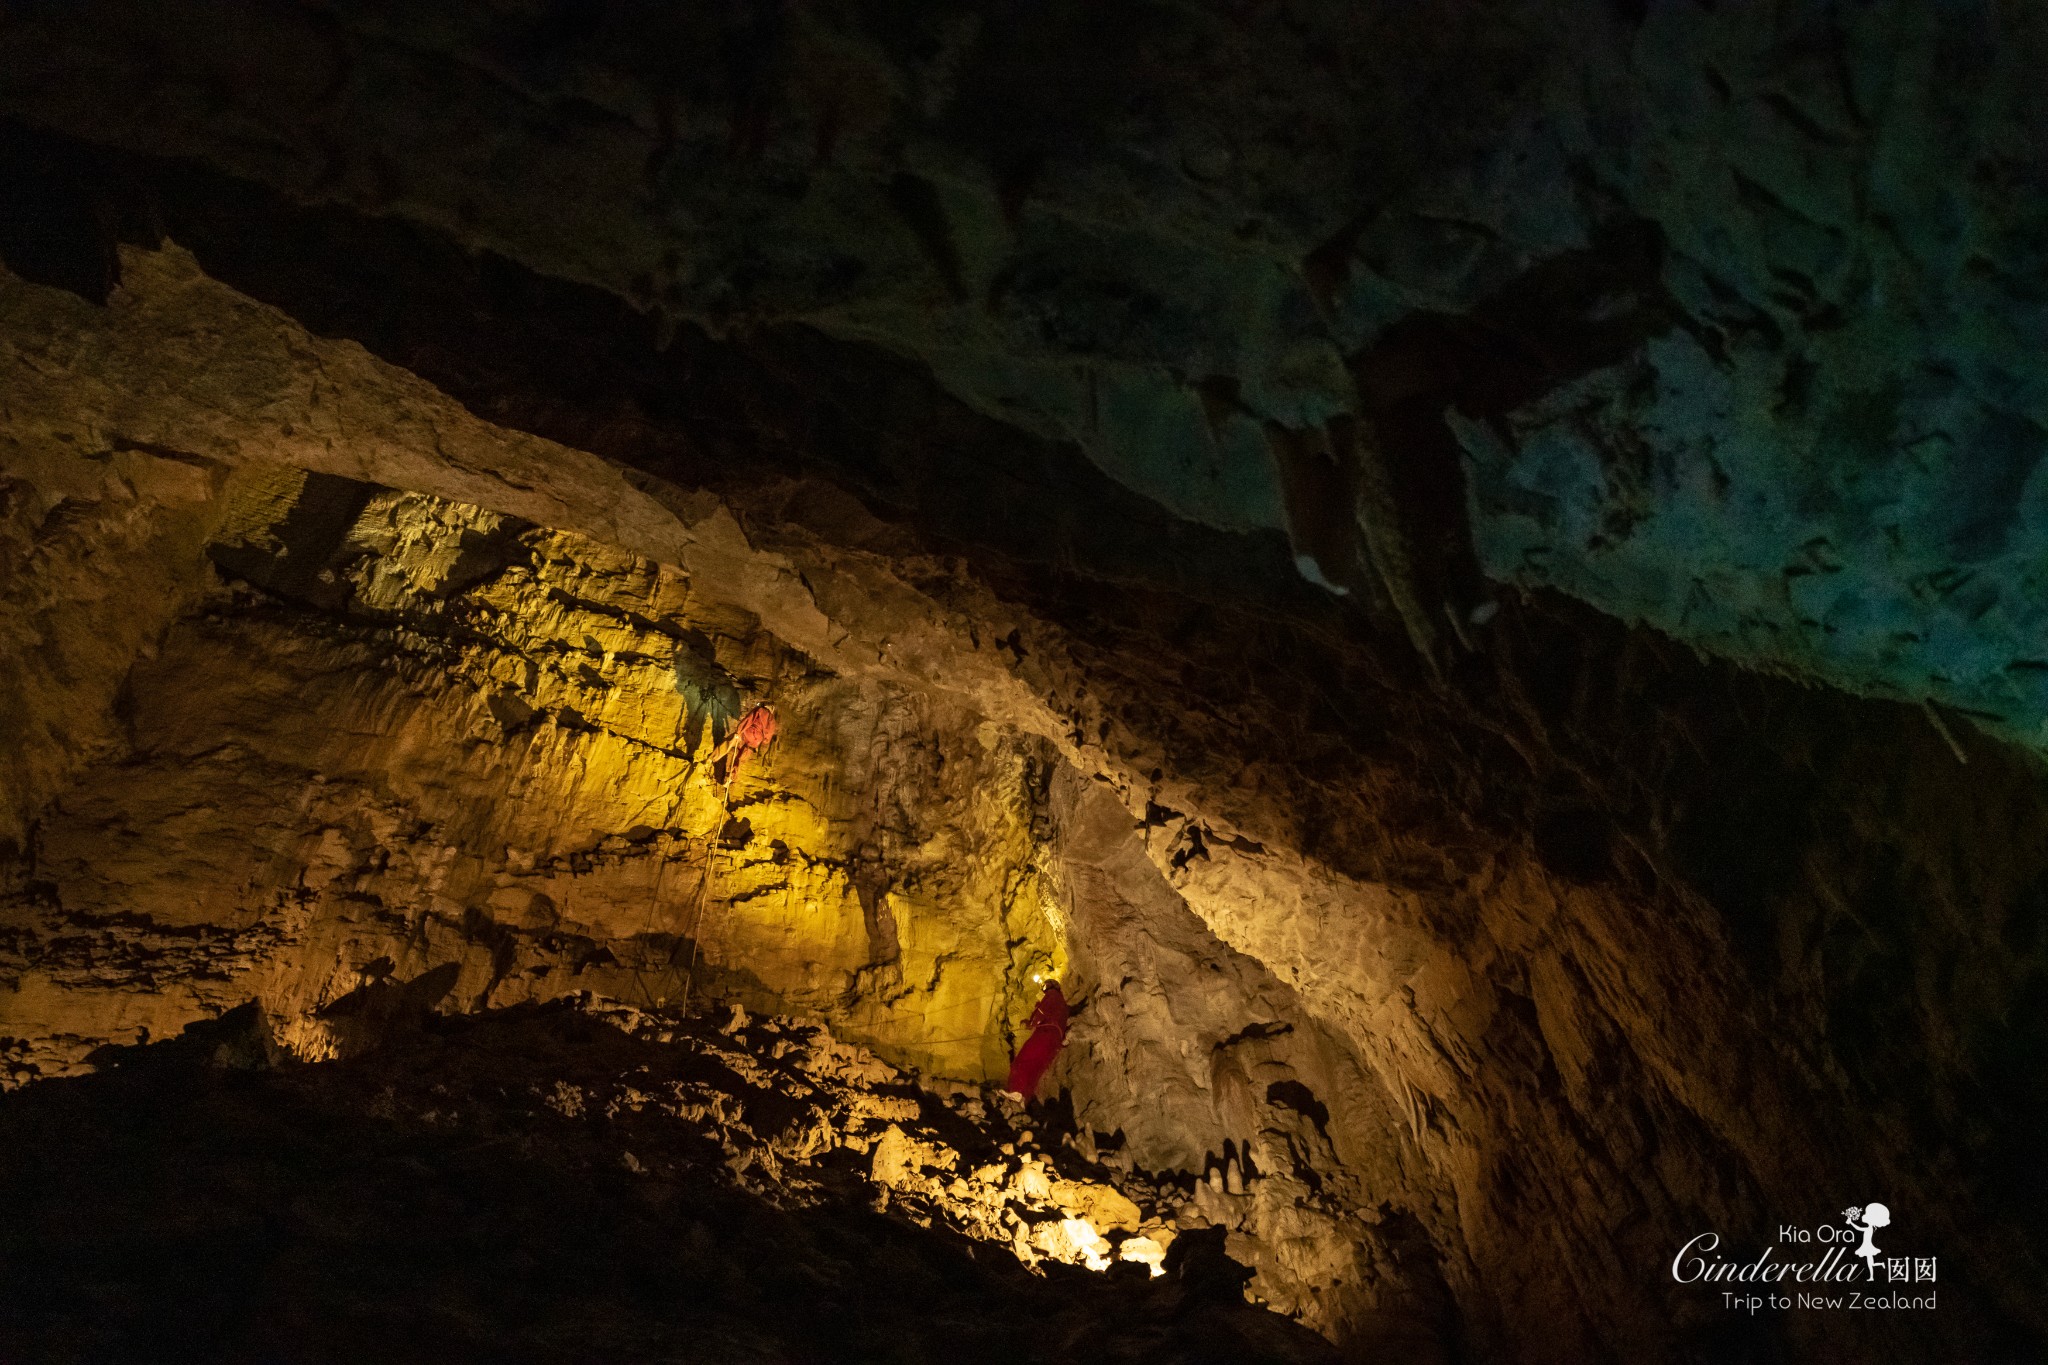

{"left": 1003, "top": 978, "right": 1070, "bottom": 1101}
{"left": 709, "top": 703, "right": 778, "bottom": 785}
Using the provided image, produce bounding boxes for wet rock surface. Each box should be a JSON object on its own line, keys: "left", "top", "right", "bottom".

{"left": 0, "top": 996, "right": 1342, "bottom": 1365}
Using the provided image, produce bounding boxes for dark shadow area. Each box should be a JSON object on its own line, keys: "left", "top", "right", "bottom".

{"left": 1, "top": 1003, "right": 1339, "bottom": 1365}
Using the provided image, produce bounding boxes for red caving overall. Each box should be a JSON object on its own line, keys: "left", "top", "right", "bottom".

{"left": 1004, "top": 983, "right": 1069, "bottom": 1099}
{"left": 715, "top": 704, "right": 779, "bottom": 783}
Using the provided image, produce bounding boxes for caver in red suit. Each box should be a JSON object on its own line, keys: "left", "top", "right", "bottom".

{"left": 1004, "top": 981, "right": 1069, "bottom": 1099}
{"left": 711, "top": 704, "right": 778, "bottom": 783}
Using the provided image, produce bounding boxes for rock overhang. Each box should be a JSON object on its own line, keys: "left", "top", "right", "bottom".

{"left": 8, "top": 3, "right": 2045, "bottom": 748}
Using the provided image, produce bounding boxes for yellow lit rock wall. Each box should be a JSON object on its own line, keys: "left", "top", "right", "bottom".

{"left": 1, "top": 479, "right": 1062, "bottom": 1083}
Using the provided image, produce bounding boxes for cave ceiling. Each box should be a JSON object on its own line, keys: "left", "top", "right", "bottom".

{"left": 5, "top": 1, "right": 2046, "bottom": 737}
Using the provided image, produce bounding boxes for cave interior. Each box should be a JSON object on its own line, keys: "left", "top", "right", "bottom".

{"left": 1, "top": 4, "right": 2046, "bottom": 1363}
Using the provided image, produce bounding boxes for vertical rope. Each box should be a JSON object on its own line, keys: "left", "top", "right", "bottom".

{"left": 625, "top": 759, "right": 714, "bottom": 1014}
{"left": 676, "top": 772, "right": 738, "bottom": 1015}
{"left": 676, "top": 692, "right": 780, "bottom": 1015}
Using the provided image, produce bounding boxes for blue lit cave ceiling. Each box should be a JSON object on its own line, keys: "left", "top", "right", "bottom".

{"left": 4, "top": 1, "right": 2045, "bottom": 734}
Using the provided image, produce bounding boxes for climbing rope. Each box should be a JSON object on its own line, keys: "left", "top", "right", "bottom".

{"left": 621, "top": 788, "right": 720, "bottom": 1016}
{"left": 675, "top": 756, "right": 746, "bottom": 1015}
{"left": 917, "top": 1030, "right": 1000, "bottom": 1046}
{"left": 622, "top": 694, "right": 1045, "bottom": 1052}
{"left": 621, "top": 722, "right": 738, "bottom": 1016}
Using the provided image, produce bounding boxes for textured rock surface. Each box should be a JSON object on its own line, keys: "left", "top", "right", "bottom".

{"left": 4, "top": 246, "right": 2045, "bottom": 1362}
{"left": 7, "top": 0, "right": 2048, "bottom": 738}
{"left": 4, "top": 468, "right": 1064, "bottom": 1084}
{"left": 0, "top": 997, "right": 1343, "bottom": 1364}
{"left": 6, "top": 0, "right": 2048, "bottom": 1335}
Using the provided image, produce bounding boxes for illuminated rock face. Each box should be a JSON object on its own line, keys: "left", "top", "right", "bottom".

{"left": 6, "top": 470, "right": 1063, "bottom": 1084}
{"left": 4, "top": 240, "right": 2048, "bottom": 1363}
{"left": 1, "top": 58, "right": 2046, "bottom": 1358}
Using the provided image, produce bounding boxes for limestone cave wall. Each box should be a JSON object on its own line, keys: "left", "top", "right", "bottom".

{"left": 8, "top": 468, "right": 1066, "bottom": 1083}
{"left": 3, "top": 5, "right": 2047, "bottom": 1363}
{"left": 3, "top": 245, "right": 2043, "bottom": 1362}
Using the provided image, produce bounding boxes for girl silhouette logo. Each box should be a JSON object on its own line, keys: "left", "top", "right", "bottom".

{"left": 1843, "top": 1203, "right": 1891, "bottom": 1278}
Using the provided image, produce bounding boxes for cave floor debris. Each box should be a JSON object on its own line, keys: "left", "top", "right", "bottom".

{"left": 0, "top": 996, "right": 1340, "bottom": 1365}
